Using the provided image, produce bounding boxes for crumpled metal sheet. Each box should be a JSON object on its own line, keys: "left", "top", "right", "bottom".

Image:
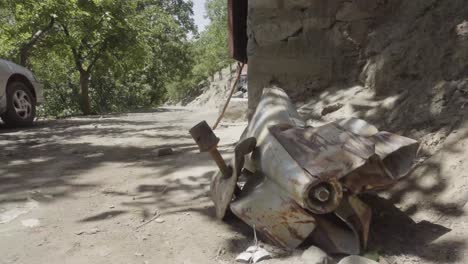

{"left": 210, "top": 87, "right": 418, "bottom": 254}
{"left": 231, "top": 174, "right": 317, "bottom": 248}
{"left": 269, "top": 123, "right": 376, "bottom": 182}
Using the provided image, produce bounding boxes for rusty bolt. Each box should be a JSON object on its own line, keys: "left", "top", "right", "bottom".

{"left": 314, "top": 186, "right": 330, "bottom": 202}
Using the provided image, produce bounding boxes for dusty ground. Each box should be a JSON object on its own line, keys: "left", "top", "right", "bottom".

{"left": 0, "top": 107, "right": 258, "bottom": 264}
{"left": 1, "top": 102, "right": 467, "bottom": 264}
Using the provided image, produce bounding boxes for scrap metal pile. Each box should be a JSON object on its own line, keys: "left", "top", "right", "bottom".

{"left": 190, "top": 88, "right": 418, "bottom": 255}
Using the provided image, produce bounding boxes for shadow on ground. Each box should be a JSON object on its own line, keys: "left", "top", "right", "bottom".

{"left": 362, "top": 194, "right": 463, "bottom": 263}
{"left": 0, "top": 108, "right": 231, "bottom": 211}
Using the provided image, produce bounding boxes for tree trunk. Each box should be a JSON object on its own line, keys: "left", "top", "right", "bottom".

{"left": 19, "top": 17, "right": 55, "bottom": 67}
{"left": 79, "top": 71, "right": 92, "bottom": 115}
{"left": 19, "top": 49, "right": 30, "bottom": 68}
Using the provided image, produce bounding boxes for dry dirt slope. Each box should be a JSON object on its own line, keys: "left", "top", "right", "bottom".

{"left": 297, "top": 83, "right": 468, "bottom": 263}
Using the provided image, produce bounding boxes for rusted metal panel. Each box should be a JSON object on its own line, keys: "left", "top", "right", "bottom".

{"left": 335, "top": 195, "right": 372, "bottom": 251}
{"left": 190, "top": 87, "right": 419, "bottom": 254}
{"left": 309, "top": 195, "right": 371, "bottom": 255}
{"left": 228, "top": 0, "right": 248, "bottom": 63}
{"left": 231, "top": 175, "right": 317, "bottom": 248}
{"left": 269, "top": 123, "right": 376, "bottom": 181}
{"left": 309, "top": 214, "right": 361, "bottom": 255}
{"left": 370, "top": 132, "right": 419, "bottom": 180}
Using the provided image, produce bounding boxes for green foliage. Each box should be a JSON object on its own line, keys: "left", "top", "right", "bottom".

{"left": 0, "top": 0, "right": 196, "bottom": 116}
{"left": 0, "top": 0, "right": 232, "bottom": 114}
{"left": 166, "top": 0, "right": 233, "bottom": 102}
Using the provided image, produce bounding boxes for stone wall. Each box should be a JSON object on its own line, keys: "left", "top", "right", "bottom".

{"left": 247, "top": 0, "right": 468, "bottom": 117}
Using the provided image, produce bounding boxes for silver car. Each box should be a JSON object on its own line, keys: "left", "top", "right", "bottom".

{"left": 0, "top": 59, "right": 44, "bottom": 127}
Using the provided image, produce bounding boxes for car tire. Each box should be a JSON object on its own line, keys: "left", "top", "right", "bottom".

{"left": 1, "top": 81, "right": 36, "bottom": 127}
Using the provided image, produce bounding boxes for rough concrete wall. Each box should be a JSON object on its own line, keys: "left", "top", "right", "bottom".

{"left": 247, "top": 0, "right": 468, "bottom": 117}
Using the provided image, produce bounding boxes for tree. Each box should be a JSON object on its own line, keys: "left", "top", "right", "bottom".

{"left": 165, "top": 0, "right": 232, "bottom": 102}
{"left": 56, "top": 1, "right": 138, "bottom": 114}
{"left": 1, "top": 0, "right": 196, "bottom": 116}
{"left": 192, "top": 0, "right": 231, "bottom": 80}
{"left": 0, "top": 0, "right": 61, "bottom": 66}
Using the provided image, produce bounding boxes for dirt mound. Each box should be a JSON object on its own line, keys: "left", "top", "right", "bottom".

{"left": 185, "top": 67, "right": 236, "bottom": 108}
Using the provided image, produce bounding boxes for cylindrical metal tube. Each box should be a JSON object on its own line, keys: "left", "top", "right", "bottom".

{"left": 258, "top": 134, "right": 342, "bottom": 214}
{"left": 241, "top": 88, "right": 342, "bottom": 214}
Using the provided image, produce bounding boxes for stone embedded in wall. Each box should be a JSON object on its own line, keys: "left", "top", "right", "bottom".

{"left": 303, "top": 17, "right": 335, "bottom": 30}
{"left": 456, "top": 20, "right": 468, "bottom": 39}
{"left": 252, "top": 15, "right": 303, "bottom": 46}
{"left": 247, "top": 0, "right": 403, "bottom": 115}
{"left": 336, "top": 1, "right": 375, "bottom": 21}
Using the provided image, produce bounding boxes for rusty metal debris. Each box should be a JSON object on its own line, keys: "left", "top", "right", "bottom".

{"left": 190, "top": 87, "right": 418, "bottom": 255}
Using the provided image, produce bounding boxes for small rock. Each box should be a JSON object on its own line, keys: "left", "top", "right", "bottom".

{"left": 338, "top": 255, "right": 379, "bottom": 264}
{"left": 76, "top": 228, "right": 100, "bottom": 235}
{"left": 21, "top": 218, "right": 40, "bottom": 228}
{"left": 88, "top": 228, "right": 100, "bottom": 234}
{"left": 301, "top": 246, "right": 329, "bottom": 264}
{"left": 321, "top": 103, "right": 344, "bottom": 116}
{"left": 153, "top": 147, "right": 174, "bottom": 157}
{"left": 456, "top": 20, "right": 468, "bottom": 39}
{"left": 43, "top": 194, "right": 54, "bottom": 199}
{"left": 155, "top": 218, "right": 165, "bottom": 223}
{"left": 109, "top": 205, "right": 115, "bottom": 209}
{"left": 134, "top": 252, "right": 144, "bottom": 257}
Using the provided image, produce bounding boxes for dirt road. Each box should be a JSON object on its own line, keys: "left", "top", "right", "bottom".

{"left": 0, "top": 107, "right": 256, "bottom": 264}
{"left": 1, "top": 106, "right": 467, "bottom": 264}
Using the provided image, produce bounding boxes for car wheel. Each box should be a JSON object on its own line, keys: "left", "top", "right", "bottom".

{"left": 1, "top": 81, "right": 36, "bottom": 127}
